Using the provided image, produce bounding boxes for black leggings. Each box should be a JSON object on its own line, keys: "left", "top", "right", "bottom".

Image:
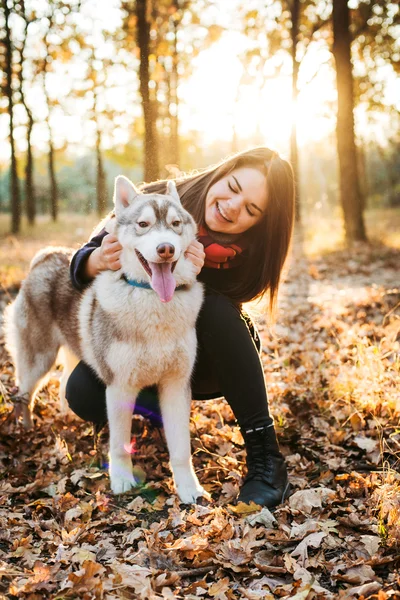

{"left": 66, "top": 293, "right": 272, "bottom": 430}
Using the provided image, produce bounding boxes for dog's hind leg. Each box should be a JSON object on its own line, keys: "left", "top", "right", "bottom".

{"left": 5, "top": 294, "right": 60, "bottom": 428}
{"left": 106, "top": 385, "right": 137, "bottom": 494}
{"left": 12, "top": 343, "right": 60, "bottom": 429}
{"left": 58, "top": 347, "right": 79, "bottom": 415}
{"left": 159, "top": 378, "right": 207, "bottom": 504}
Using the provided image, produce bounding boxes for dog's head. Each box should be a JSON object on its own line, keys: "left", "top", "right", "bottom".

{"left": 111, "top": 175, "right": 198, "bottom": 303}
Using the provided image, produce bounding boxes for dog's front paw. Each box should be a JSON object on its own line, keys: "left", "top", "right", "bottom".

{"left": 177, "top": 481, "right": 211, "bottom": 504}
{"left": 110, "top": 473, "right": 138, "bottom": 494}
{"left": 110, "top": 459, "right": 138, "bottom": 494}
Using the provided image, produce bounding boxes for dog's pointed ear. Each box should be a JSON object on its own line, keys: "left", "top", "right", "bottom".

{"left": 166, "top": 180, "right": 181, "bottom": 204}
{"left": 114, "top": 175, "right": 140, "bottom": 211}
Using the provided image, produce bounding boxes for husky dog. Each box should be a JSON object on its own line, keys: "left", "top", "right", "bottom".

{"left": 5, "top": 176, "right": 207, "bottom": 503}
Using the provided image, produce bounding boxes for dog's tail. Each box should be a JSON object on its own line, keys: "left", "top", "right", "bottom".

{"left": 29, "top": 246, "right": 73, "bottom": 271}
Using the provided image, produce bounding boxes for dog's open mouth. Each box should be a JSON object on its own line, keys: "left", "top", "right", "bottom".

{"left": 135, "top": 250, "right": 178, "bottom": 303}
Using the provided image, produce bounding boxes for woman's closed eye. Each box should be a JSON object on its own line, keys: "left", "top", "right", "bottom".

{"left": 228, "top": 182, "right": 256, "bottom": 217}
{"left": 228, "top": 181, "right": 238, "bottom": 194}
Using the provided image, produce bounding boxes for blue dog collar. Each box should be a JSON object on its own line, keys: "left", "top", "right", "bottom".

{"left": 122, "top": 275, "right": 152, "bottom": 289}
{"left": 122, "top": 274, "right": 188, "bottom": 291}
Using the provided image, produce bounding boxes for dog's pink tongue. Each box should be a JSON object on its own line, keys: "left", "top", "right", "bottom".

{"left": 149, "top": 262, "right": 176, "bottom": 302}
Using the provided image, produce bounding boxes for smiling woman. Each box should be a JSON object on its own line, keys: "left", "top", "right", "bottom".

{"left": 205, "top": 167, "right": 268, "bottom": 234}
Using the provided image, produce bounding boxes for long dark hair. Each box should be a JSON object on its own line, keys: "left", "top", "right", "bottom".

{"left": 141, "top": 147, "right": 295, "bottom": 312}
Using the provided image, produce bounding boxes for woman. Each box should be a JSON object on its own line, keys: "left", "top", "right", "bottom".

{"left": 66, "top": 147, "right": 295, "bottom": 508}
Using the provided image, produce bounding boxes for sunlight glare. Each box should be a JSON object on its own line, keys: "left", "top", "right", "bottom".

{"left": 179, "top": 32, "right": 336, "bottom": 151}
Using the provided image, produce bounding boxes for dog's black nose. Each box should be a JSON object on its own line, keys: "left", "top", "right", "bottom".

{"left": 157, "top": 243, "right": 175, "bottom": 259}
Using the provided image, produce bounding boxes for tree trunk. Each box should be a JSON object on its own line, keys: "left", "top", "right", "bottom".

{"left": 96, "top": 128, "right": 107, "bottom": 216}
{"left": 18, "top": 4, "right": 36, "bottom": 225}
{"left": 4, "top": 0, "right": 21, "bottom": 234}
{"left": 357, "top": 142, "right": 368, "bottom": 211}
{"left": 332, "top": 0, "right": 367, "bottom": 242}
{"left": 136, "top": 0, "right": 159, "bottom": 182}
{"left": 290, "top": 0, "right": 301, "bottom": 223}
{"left": 42, "top": 19, "right": 58, "bottom": 221}
{"left": 291, "top": 61, "right": 300, "bottom": 223}
{"left": 169, "top": 16, "right": 180, "bottom": 166}
{"left": 43, "top": 79, "right": 58, "bottom": 220}
{"left": 48, "top": 137, "right": 58, "bottom": 221}
{"left": 25, "top": 117, "right": 35, "bottom": 225}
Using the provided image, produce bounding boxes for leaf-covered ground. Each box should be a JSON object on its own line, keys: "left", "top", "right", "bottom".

{"left": 0, "top": 226, "right": 399, "bottom": 599}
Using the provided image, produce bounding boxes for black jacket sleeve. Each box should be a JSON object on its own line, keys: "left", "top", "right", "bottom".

{"left": 70, "top": 229, "right": 108, "bottom": 290}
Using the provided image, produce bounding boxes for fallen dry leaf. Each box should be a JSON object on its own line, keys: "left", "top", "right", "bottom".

{"left": 289, "top": 488, "right": 336, "bottom": 514}
{"left": 245, "top": 506, "right": 277, "bottom": 528}
{"left": 291, "top": 531, "right": 327, "bottom": 565}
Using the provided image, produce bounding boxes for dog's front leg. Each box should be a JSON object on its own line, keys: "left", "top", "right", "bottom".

{"left": 159, "top": 379, "right": 208, "bottom": 504}
{"left": 106, "top": 385, "right": 137, "bottom": 494}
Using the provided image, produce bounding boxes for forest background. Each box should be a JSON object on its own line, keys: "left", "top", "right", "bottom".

{"left": 0, "top": 0, "right": 399, "bottom": 244}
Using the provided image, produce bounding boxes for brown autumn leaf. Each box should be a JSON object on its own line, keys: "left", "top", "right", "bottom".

{"left": 208, "top": 576, "right": 230, "bottom": 597}
{"left": 228, "top": 501, "right": 262, "bottom": 515}
{"left": 345, "top": 581, "right": 382, "bottom": 597}
{"left": 291, "top": 532, "right": 327, "bottom": 565}
{"left": 10, "top": 536, "right": 41, "bottom": 567}
{"left": 111, "top": 563, "right": 153, "bottom": 598}
{"left": 289, "top": 488, "right": 336, "bottom": 514}
{"left": 245, "top": 506, "right": 276, "bottom": 528}
{"left": 62, "top": 560, "right": 105, "bottom": 597}
{"left": 340, "top": 565, "right": 377, "bottom": 585}
{"left": 165, "top": 533, "right": 209, "bottom": 553}
{"left": 8, "top": 562, "right": 58, "bottom": 596}
{"left": 215, "top": 539, "right": 254, "bottom": 572}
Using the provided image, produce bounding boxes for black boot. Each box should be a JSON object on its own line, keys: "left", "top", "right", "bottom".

{"left": 237, "top": 423, "right": 291, "bottom": 508}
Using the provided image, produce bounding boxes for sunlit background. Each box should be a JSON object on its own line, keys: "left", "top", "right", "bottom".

{"left": 0, "top": 0, "right": 399, "bottom": 228}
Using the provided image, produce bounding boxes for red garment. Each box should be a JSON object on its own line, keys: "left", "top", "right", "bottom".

{"left": 198, "top": 226, "right": 246, "bottom": 269}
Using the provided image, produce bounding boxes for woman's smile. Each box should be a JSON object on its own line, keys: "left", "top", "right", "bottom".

{"left": 205, "top": 167, "right": 268, "bottom": 234}
{"left": 215, "top": 201, "right": 233, "bottom": 223}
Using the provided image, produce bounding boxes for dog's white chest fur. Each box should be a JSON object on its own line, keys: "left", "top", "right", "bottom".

{"left": 79, "top": 271, "right": 204, "bottom": 391}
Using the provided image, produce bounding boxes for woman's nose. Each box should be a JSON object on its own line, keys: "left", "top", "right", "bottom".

{"left": 226, "top": 196, "right": 242, "bottom": 215}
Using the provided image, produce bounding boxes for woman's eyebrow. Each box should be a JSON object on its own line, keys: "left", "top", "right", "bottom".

{"left": 232, "top": 175, "right": 263, "bottom": 213}
{"left": 232, "top": 175, "right": 242, "bottom": 191}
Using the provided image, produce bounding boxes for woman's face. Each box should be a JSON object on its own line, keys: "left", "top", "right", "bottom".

{"left": 204, "top": 167, "right": 268, "bottom": 235}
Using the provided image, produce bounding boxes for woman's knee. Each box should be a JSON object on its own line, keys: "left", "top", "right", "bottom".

{"left": 66, "top": 361, "right": 107, "bottom": 424}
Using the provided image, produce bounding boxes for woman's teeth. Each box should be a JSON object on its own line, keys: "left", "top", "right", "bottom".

{"left": 217, "top": 202, "right": 231, "bottom": 222}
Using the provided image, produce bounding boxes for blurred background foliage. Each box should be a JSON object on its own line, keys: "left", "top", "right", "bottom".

{"left": 0, "top": 0, "right": 399, "bottom": 244}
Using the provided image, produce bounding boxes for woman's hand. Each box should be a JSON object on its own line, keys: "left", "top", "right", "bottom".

{"left": 98, "top": 234, "right": 123, "bottom": 271}
{"left": 185, "top": 240, "right": 205, "bottom": 275}
{"left": 86, "top": 234, "right": 122, "bottom": 279}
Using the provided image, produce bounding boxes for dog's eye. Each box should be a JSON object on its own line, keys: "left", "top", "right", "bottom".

{"left": 172, "top": 221, "right": 181, "bottom": 227}
{"left": 138, "top": 222, "right": 148, "bottom": 228}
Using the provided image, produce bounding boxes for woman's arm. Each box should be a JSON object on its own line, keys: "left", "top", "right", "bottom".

{"left": 70, "top": 229, "right": 122, "bottom": 290}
